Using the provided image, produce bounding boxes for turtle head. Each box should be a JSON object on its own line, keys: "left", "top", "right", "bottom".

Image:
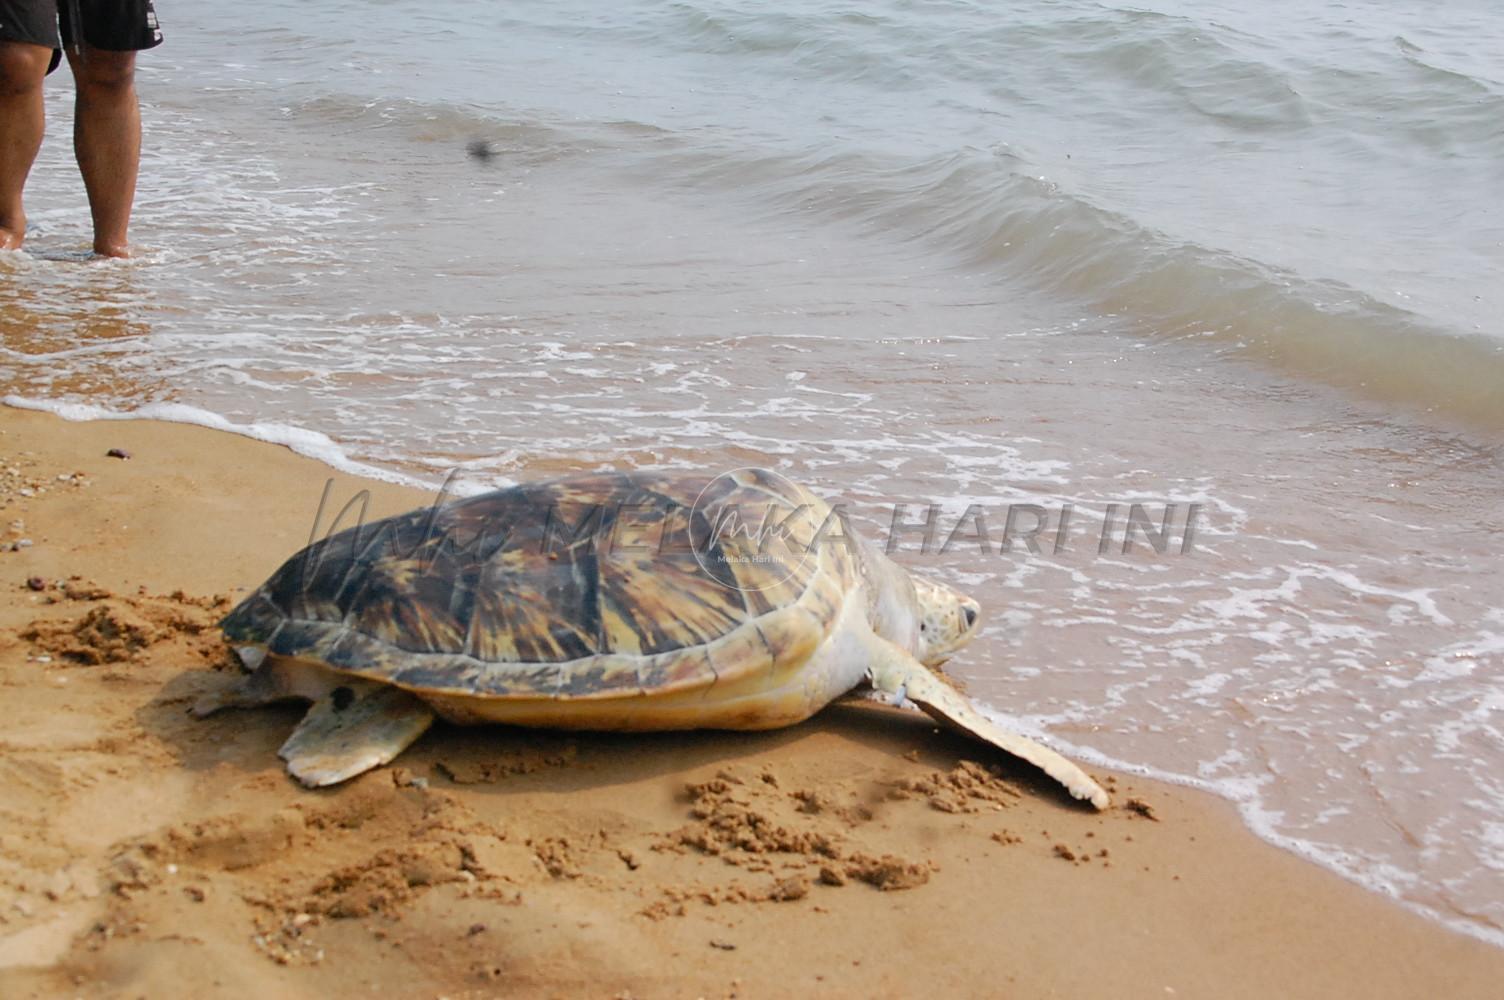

{"left": 911, "top": 574, "right": 981, "bottom": 667}
{"left": 856, "top": 539, "right": 981, "bottom": 665}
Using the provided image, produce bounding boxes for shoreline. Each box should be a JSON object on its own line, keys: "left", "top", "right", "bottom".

{"left": 2, "top": 405, "right": 1501, "bottom": 998}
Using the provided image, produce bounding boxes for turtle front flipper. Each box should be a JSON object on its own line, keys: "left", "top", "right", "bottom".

{"left": 278, "top": 681, "right": 436, "bottom": 788}
{"left": 866, "top": 641, "right": 1110, "bottom": 810}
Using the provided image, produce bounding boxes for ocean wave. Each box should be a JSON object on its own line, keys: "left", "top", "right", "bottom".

{"left": 276, "top": 86, "right": 1504, "bottom": 428}
{"left": 598, "top": 138, "right": 1504, "bottom": 427}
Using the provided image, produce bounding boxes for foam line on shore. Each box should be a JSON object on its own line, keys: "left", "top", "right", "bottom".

{"left": 3, "top": 395, "right": 442, "bottom": 494}
{"left": 977, "top": 702, "right": 1504, "bottom": 950}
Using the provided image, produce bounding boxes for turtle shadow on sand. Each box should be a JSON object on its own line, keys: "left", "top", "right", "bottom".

{"left": 138, "top": 666, "right": 1099, "bottom": 811}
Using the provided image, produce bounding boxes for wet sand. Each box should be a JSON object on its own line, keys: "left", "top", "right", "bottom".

{"left": 1, "top": 406, "right": 1501, "bottom": 999}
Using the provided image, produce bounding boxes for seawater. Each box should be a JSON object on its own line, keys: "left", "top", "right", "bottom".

{"left": 3, "top": 0, "right": 1502, "bottom": 945}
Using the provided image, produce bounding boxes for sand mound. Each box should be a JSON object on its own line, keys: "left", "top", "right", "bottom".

{"left": 17, "top": 580, "right": 231, "bottom": 668}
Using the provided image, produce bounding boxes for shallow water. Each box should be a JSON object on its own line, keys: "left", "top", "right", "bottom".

{"left": 3, "top": 0, "right": 1502, "bottom": 944}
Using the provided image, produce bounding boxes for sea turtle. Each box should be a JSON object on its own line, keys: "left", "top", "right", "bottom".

{"left": 195, "top": 468, "right": 1108, "bottom": 809}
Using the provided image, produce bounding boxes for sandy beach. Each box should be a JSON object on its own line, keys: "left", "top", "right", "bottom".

{"left": 0, "top": 405, "right": 1497, "bottom": 999}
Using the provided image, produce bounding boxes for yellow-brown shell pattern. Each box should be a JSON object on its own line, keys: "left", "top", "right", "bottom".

{"left": 221, "top": 469, "right": 859, "bottom": 700}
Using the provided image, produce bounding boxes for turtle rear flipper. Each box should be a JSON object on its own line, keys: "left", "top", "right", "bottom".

{"left": 191, "top": 645, "right": 288, "bottom": 717}
{"left": 865, "top": 639, "right": 1110, "bottom": 810}
{"left": 279, "top": 682, "right": 435, "bottom": 787}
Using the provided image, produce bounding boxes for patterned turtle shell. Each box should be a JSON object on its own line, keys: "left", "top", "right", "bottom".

{"left": 221, "top": 469, "right": 858, "bottom": 700}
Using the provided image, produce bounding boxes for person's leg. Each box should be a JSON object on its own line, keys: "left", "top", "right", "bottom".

{"left": 65, "top": 45, "right": 138, "bottom": 257}
{"left": 0, "top": 41, "right": 52, "bottom": 250}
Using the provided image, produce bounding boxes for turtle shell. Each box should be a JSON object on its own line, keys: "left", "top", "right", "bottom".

{"left": 221, "top": 468, "right": 858, "bottom": 700}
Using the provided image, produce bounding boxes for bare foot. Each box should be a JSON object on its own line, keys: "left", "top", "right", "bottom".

{"left": 92, "top": 240, "right": 131, "bottom": 259}
{"left": 0, "top": 224, "right": 23, "bottom": 251}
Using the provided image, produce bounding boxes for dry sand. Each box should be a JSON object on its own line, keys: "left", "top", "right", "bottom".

{"left": 1, "top": 405, "right": 1501, "bottom": 999}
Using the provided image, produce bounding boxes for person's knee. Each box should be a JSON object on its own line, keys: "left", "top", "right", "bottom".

{"left": 72, "top": 50, "right": 136, "bottom": 96}
{"left": 0, "top": 42, "right": 51, "bottom": 98}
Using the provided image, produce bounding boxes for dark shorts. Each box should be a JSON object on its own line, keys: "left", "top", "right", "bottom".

{"left": 0, "top": 0, "right": 163, "bottom": 74}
